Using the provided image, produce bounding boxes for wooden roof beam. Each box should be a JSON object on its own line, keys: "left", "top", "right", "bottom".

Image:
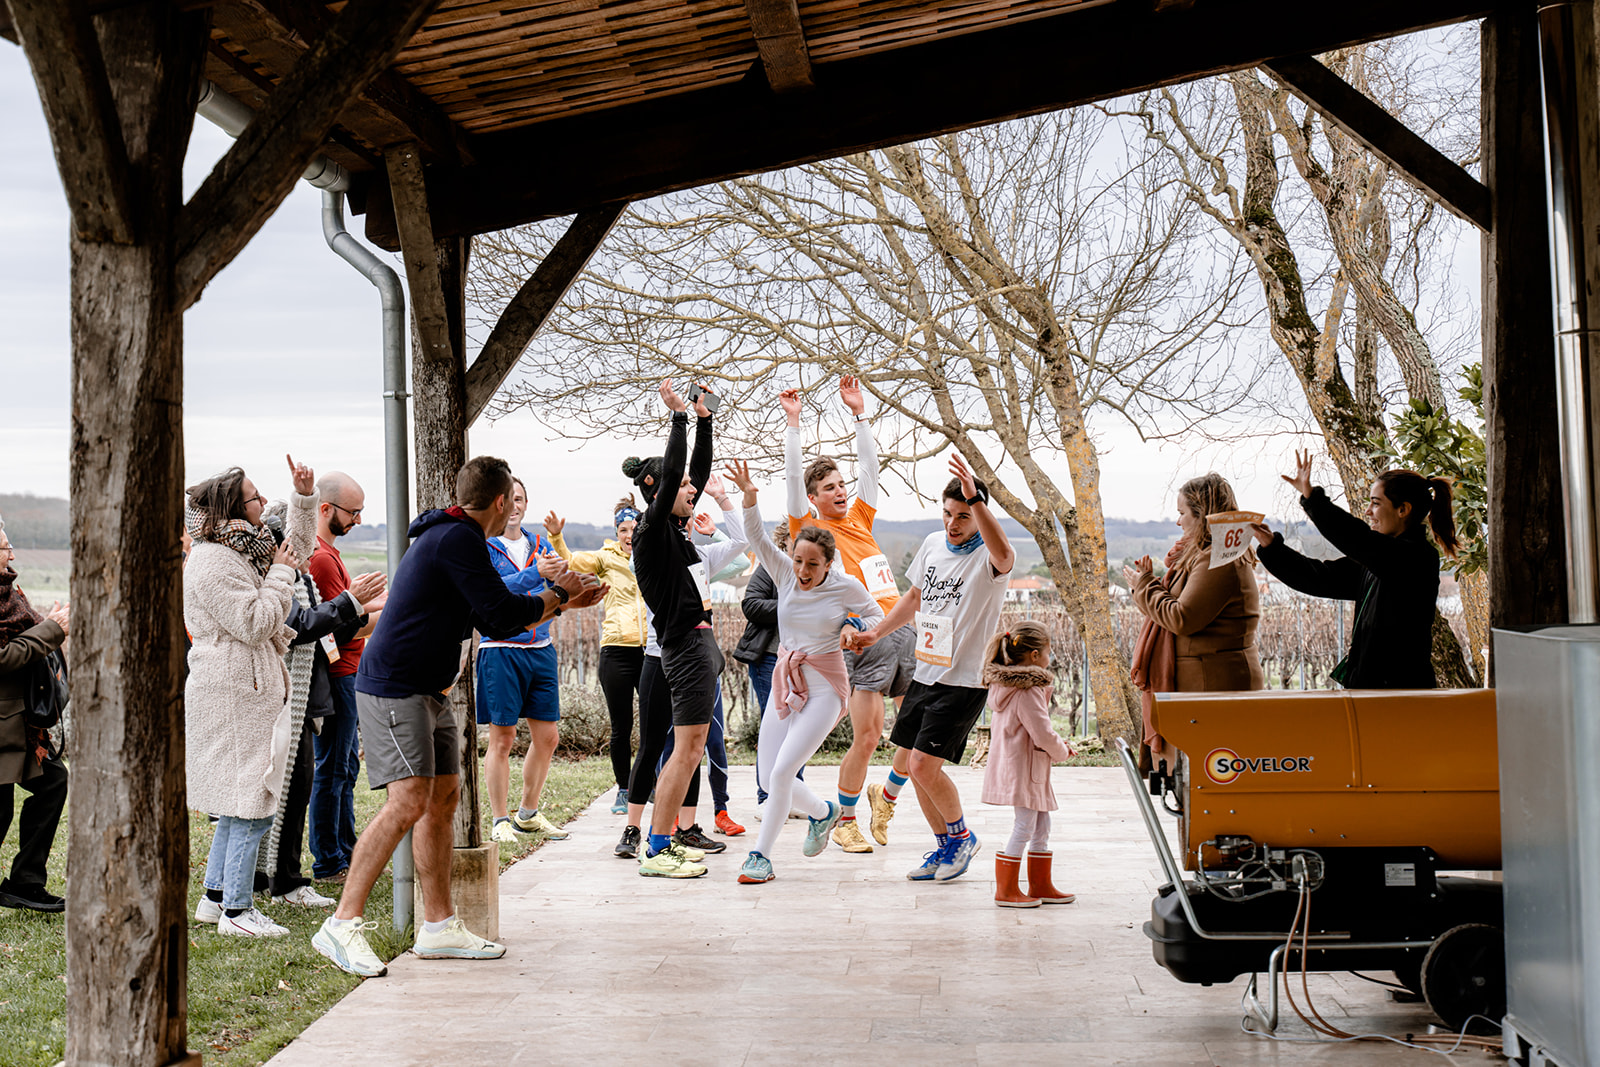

{"left": 358, "top": 0, "right": 1491, "bottom": 246}
{"left": 387, "top": 142, "right": 454, "bottom": 363}
{"left": 465, "top": 203, "right": 626, "bottom": 423}
{"left": 1262, "top": 55, "right": 1491, "bottom": 232}
{"left": 745, "top": 0, "right": 814, "bottom": 93}
{"left": 174, "top": 0, "right": 443, "bottom": 308}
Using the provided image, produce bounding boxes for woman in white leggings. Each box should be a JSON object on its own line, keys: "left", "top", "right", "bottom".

{"left": 723, "top": 461, "right": 883, "bottom": 884}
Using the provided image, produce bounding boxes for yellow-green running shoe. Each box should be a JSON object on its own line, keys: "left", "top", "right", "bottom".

{"left": 639, "top": 843, "right": 708, "bottom": 878}
{"left": 511, "top": 811, "right": 570, "bottom": 839}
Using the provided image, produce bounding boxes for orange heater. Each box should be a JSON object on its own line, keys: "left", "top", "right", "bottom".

{"left": 1119, "top": 688, "right": 1504, "bottom": 1036}
{"left": 1156, "top": 689, "right": 1501, "bottom": 872}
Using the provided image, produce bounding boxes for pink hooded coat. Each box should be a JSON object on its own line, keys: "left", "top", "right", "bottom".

{"left": 980, "top": 663, "right": 1074, "bottom": 812}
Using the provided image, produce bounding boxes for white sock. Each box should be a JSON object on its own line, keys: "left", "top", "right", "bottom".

{"left": 327, "top": 915, "right": 358, "bottom": 929}
{"left": 422, "top": 915, "right": 454, "bottom": 934}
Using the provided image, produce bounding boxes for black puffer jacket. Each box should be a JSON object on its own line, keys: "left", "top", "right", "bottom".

{"left": 1256, "top": 487, "right": 1440, "bottom": 689}
{"left": 733, "top": 564, "right": 778, "bottom": 664}
{"left": 285, "top": 575, "right": 364, "bottom": 719}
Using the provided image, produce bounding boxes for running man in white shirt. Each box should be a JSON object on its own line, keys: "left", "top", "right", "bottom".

{"left": 846, "top": 454, "right": 1014, "bottom": 882}
{"left": 724, "top": 460, "right": 883, "bottom": 884}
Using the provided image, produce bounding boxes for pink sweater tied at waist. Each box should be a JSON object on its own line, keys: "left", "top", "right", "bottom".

{"left": 772, "top": 646, "right": 851, "bottom": 721}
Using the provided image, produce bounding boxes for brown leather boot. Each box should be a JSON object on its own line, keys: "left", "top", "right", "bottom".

{"left": 994, "top": 853, "right": 1040, "bottom": 908}
{"left": 1025, "top": 851, "right": 1075, "bottom": 904}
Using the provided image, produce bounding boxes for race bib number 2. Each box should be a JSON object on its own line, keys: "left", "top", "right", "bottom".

{"left": 915, "top": 612, "right": 954, "bottom": 667}
{"left": 688, "top": 561, "right": 712, "bottom": 610}
{"left": 858, "top": 553, "right": 898, "bottom": 599}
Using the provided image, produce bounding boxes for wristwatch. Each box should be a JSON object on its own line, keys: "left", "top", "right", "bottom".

{"left": 965, "top": 492, "right": 987, "bottom": 506}
{"left": 550, "top": 583, "right": 570, "bottom": 605}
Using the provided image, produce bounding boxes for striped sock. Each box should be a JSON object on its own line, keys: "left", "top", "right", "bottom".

{"left": 935, "top": 833, "right": 950, "bottom": 850}
{"left": 946, "top": 816, "right": 970, "bottom": 840}
{"left": 884, "top": 770, "right": 909, "bottom": 803}
{"left": 837, "top": 787, "right": 862, "bottom": 823}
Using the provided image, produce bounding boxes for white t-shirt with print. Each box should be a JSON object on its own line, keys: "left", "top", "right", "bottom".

{"left": 905, "top": 532, "right": 1010, "bottom": 689}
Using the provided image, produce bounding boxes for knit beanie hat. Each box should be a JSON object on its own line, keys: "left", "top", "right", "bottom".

{"left": 622, "top": 456, "right": 664, "bottom": 503}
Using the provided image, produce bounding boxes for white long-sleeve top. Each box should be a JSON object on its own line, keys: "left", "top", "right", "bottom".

{"left": 641, "top": 496, "right": 748, "bottom": 658}
{"left": 744, "top": 498, "right": 882, "bottom": 656}
{"left": 785, "top": 418, "right": 879, "bottom": 522}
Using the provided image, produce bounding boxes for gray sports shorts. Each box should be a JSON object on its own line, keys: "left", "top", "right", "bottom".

{"left": 355, "top": 690, "right": 462, "bottom": 788}
{"left": 848, "top": 623, "right": 916, "bottom": 698}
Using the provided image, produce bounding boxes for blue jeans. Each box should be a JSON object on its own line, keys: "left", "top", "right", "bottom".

{"left": 203, "top": 815, "right": 274, "bottom": 910}
{"left": 746, "top": 653, "right": 800, "bottom": 804}
{"left": 659, "top": 682, "right": 730, "bottom": 811}
{"left": 309, "top": 674, "right": 361, "bottom": 878}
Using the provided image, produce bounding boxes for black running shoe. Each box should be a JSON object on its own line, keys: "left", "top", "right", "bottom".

{"left": 615, "top": 825, "right": 641, "bottom": 859}
{"left": 673, "top": 823, "right": 727, "bottom": 854}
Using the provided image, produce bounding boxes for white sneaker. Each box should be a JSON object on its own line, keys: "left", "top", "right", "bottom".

{"left": 273, "top": 885, "right": 336, "bottom": 907}
{"left": 194, "top": 896, "right": 222, "bottom": 924}
{"left": 411, "top": 916, "right": 506, "bottom": 960}
{"left": 313, "top": 916, "right": 388, "bottom": 977}
{"left": 490, "top": 820, "right": 518, "bottom": 844}
{"left": 218, "top": 907, "right": 289, "bottom": 938}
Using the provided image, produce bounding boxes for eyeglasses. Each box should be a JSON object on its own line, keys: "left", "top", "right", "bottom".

{"left": 330, "top": 502, "right": 363, "bottom": 520}
{"left": 248, "top": 492, "right": 267, "bottom": 506}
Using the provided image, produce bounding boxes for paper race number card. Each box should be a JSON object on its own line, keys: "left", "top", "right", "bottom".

{"left": 319, "top": 633, "right": 341, "bottom": 663}
{"left": 688, "top": 561, "right": 712, "bottom": 610}
{"left": 1206, "top": 511, "right": 1265, "bottom": 569}
{"left": 858, "top": 553, "right": 898, "bottom": 599}
{"left": 915, "top": 612, "right": 954, "bottom": 667}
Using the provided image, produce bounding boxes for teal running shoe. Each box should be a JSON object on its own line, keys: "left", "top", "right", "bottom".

{"left": 802, "top": 801, "right": 841, "bottom": 857}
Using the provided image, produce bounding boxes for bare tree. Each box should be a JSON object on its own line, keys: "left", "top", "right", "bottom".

{"left": 1124, "top": 31, "right": 1483, "bottom": 686}
{"left": 470, "top": 110, "right": 1262, "bottom": 740}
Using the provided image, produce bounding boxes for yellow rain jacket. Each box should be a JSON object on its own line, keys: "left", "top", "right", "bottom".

{"left": 551, "top": 535, "right": 647, "bottom": 648}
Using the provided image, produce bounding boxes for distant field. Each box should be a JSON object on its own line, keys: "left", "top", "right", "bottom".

{"left": 11, "top": 549, "right": 69, "bottom": 599}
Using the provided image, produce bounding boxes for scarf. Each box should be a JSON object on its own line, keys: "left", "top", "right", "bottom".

{"left": 771, "top": 645, "right": 852, "bottom": 721}
{"left": 0, "top": 568, "right": 44, "bottom": 649}
{"left": 186, "top": 503, "right": 277, "bottom": 576}
{"left": 1130, "top": 540, "right": 1185, "bottom": 750}
{"left": 947, "top": 529, "right": 985, "bottom": 555}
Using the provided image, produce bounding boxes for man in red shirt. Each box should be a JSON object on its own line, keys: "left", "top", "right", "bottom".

{"left": 307, "top": 471, "right": 383, "bottom": 883}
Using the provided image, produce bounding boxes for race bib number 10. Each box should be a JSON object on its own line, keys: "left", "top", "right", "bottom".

{"left": 915, "top": 612, "right": 954, "bottom": 667}
{"left": 858, "top": 553, "right": 898, "bottom": 599}
{"left": 1206, "top": 511, "right": 1265, "bottom": 569}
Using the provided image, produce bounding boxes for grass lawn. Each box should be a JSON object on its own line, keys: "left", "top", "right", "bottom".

{"left": 0, "top": 754, "right": 612, "bottom": 1067}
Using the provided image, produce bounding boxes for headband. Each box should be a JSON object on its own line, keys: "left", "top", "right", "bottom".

{"left": 615, "top": 507, "right": 641, "bottom": 526}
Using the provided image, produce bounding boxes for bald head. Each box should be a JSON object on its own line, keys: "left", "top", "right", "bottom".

{"left": 316, "top": 471, "right": 366, "bottom": 539}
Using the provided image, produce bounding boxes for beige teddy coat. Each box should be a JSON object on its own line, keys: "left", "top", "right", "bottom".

{"left": 184, "top": 490, "right": 317, "bottom": 819}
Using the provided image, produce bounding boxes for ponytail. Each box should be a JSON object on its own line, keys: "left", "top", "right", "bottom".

{"left": 1375, "top": 469, "right": 1460, "bottom": 559}
{"left": 985, "top": 620, "right": 1050, "bottom": 667}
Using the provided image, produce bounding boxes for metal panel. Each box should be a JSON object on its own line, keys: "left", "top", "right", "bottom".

{"left": 1495, "top": 625, "right": 1600, "bottom": 1067}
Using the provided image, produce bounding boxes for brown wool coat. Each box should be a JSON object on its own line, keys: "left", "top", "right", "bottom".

{"left": 1132, "top": 554, "right": 1265, "bottom": 693}
{"left": 0, "top": 619, "right": 65, "bottom": 786}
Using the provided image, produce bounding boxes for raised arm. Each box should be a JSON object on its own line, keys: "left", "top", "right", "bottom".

{"left": 729, "top": 461, "right": 788, "bottom": 578}
{"left": 646, "top": 380, "right": 691, "bottom": 526}
{"left": 1300, "top": 488, "right": 1419, "bottom": 579}
{"left": 782, "top": 389, "right": 808, "bottom": 522}
{"left": 951, "top": 452, "right": 1013, "bottom": 576}
{"left": 841, "top": 375, "right": 879, "bottom": 510}
{"left": 688, "top": 383, "right": 716, "bottom": 494}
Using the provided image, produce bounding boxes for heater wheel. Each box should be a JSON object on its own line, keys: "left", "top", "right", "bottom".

{"left": 1421, "top": 923, "right": 1505, "bottom": 1034}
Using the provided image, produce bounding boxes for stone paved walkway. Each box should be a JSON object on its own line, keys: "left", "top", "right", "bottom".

{"left": 268, "top": 766, "right": 1494, "bottom": 1066}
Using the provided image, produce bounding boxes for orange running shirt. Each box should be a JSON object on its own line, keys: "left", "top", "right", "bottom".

{"left": 787, "top": 421, "right": 900, "bottom": 613}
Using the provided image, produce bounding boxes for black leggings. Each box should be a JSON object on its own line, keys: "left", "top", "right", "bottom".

{"left": 599, "top": 644, "right": 645, "bottom": 791}
{"left": 628, "top": 655, "right": 699, "bottom": 812}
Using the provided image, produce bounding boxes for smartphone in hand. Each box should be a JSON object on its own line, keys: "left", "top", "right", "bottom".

{"left": 687, "top": 384, "right": 722, "bottom": 413}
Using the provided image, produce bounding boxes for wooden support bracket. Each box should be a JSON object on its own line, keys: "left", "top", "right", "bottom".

{"left": 387, "top": 142, "right": 455, "bottom": 364}
{"left": 6, "top": 0, "right": 134, "bottom": 243}
{"left": 1263, "top": 54, "right": 1492, "bottom": 232}
{"left": 465, "top": 203, "right": 627, "bottom": 423}
{"left": 172, "top": 0, "right": 442, "bottom": 309}
{"left": 744, "top": 0, "right": 814, "bottom": 92}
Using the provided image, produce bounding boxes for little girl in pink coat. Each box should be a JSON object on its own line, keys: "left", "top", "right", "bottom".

{"left": 980, "top": 620, "right": 1077, "bottom": 908}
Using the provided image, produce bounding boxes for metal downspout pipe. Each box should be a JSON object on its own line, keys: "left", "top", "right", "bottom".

{"left": 1539, "top": 5, "right": 1600, "bottom": 621}
{"left": 195, "top": 81, "right": 416, "bottom": 931}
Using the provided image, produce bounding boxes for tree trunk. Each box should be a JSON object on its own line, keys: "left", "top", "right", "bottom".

{"left": 58, "top": 7, "right": 205, "bottom": 1065}
{"left": 1458, "top": 568, "right": 1491, "bottom": 681}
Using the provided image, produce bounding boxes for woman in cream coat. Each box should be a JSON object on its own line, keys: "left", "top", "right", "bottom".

{"left": 185, "top": 456, "right": 316, "bottom": 938}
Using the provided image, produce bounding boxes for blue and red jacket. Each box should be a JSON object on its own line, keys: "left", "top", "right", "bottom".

{"left": 483, "top": 529, "right": 554, "bottom": 647}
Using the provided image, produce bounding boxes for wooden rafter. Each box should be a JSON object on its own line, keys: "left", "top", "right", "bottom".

{"left": 465, "top": 203, "right": 627, "bottom": 423}
{"left": 1263, "top": 55, "right": 1492, "bottom": 232}
{"left": 358, "top": 0, "right": 1492, "bottom": 246}
{"left": 744, "top": 0, "right": 813, "bottom": 93}
{"left": 173, "top": 0, "right": 443, "bottom": 309}
{"left": 6, "top": 0, "right": 134, "bottom": 243}
{"left": 387, "top": 142, "right": 454, "bottom": 364}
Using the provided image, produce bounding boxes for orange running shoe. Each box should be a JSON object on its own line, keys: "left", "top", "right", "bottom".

{"left": 715, "top": 810, "right": 746, "bottom": 836}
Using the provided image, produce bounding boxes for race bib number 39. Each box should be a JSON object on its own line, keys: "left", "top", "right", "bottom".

{"left": 915, "top": 612, "right": 954, "bottom": 667}
{"left": 688, "top": 561, "right": 712, "bottom": 610}
{"left": 859, "top": 553, "right": 898, "bottom": 599}
{"left": 1206, "top": 510, "right": 1265, "bottom": 569}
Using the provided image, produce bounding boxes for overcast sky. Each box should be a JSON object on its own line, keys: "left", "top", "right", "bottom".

{"left": 1, "top": 45, "right": 1412, "bottom": 535}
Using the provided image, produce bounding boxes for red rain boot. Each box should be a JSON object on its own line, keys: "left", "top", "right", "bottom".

{"left": 994, "top": 854, "right": 1040, "bottom": 908}
{"left": 1026, "top": 851, "right": 1075, "bottom": 904}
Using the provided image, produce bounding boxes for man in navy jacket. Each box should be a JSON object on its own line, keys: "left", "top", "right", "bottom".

{"left": 312, "top": 457, "right": 604, "bottom": 977}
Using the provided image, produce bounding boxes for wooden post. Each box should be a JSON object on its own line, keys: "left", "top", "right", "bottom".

{"left": 4, "top": 3, "right": 206, "bottom": 1062}
{"left": 1483, "top": 3, "right": 1570, "bottom": 635}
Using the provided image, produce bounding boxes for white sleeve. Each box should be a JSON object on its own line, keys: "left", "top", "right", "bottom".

{"left": 786, "top": 425, "right": 808, "bottom": 521}
{"left": 743, "top": 499, "right": 790, "bottom": 579}
{"left": 700, "top": 499, "right": 750, "bottom": 579}
{"left": 854, "top": 418, "right": 880, "bottom": 511}
{"left": 846, "top": 575, "right": 884, "bottom": 627}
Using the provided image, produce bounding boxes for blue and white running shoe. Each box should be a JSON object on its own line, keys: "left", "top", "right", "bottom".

{"left": 936, "top": 832, "right": 980, "bottom": 882}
